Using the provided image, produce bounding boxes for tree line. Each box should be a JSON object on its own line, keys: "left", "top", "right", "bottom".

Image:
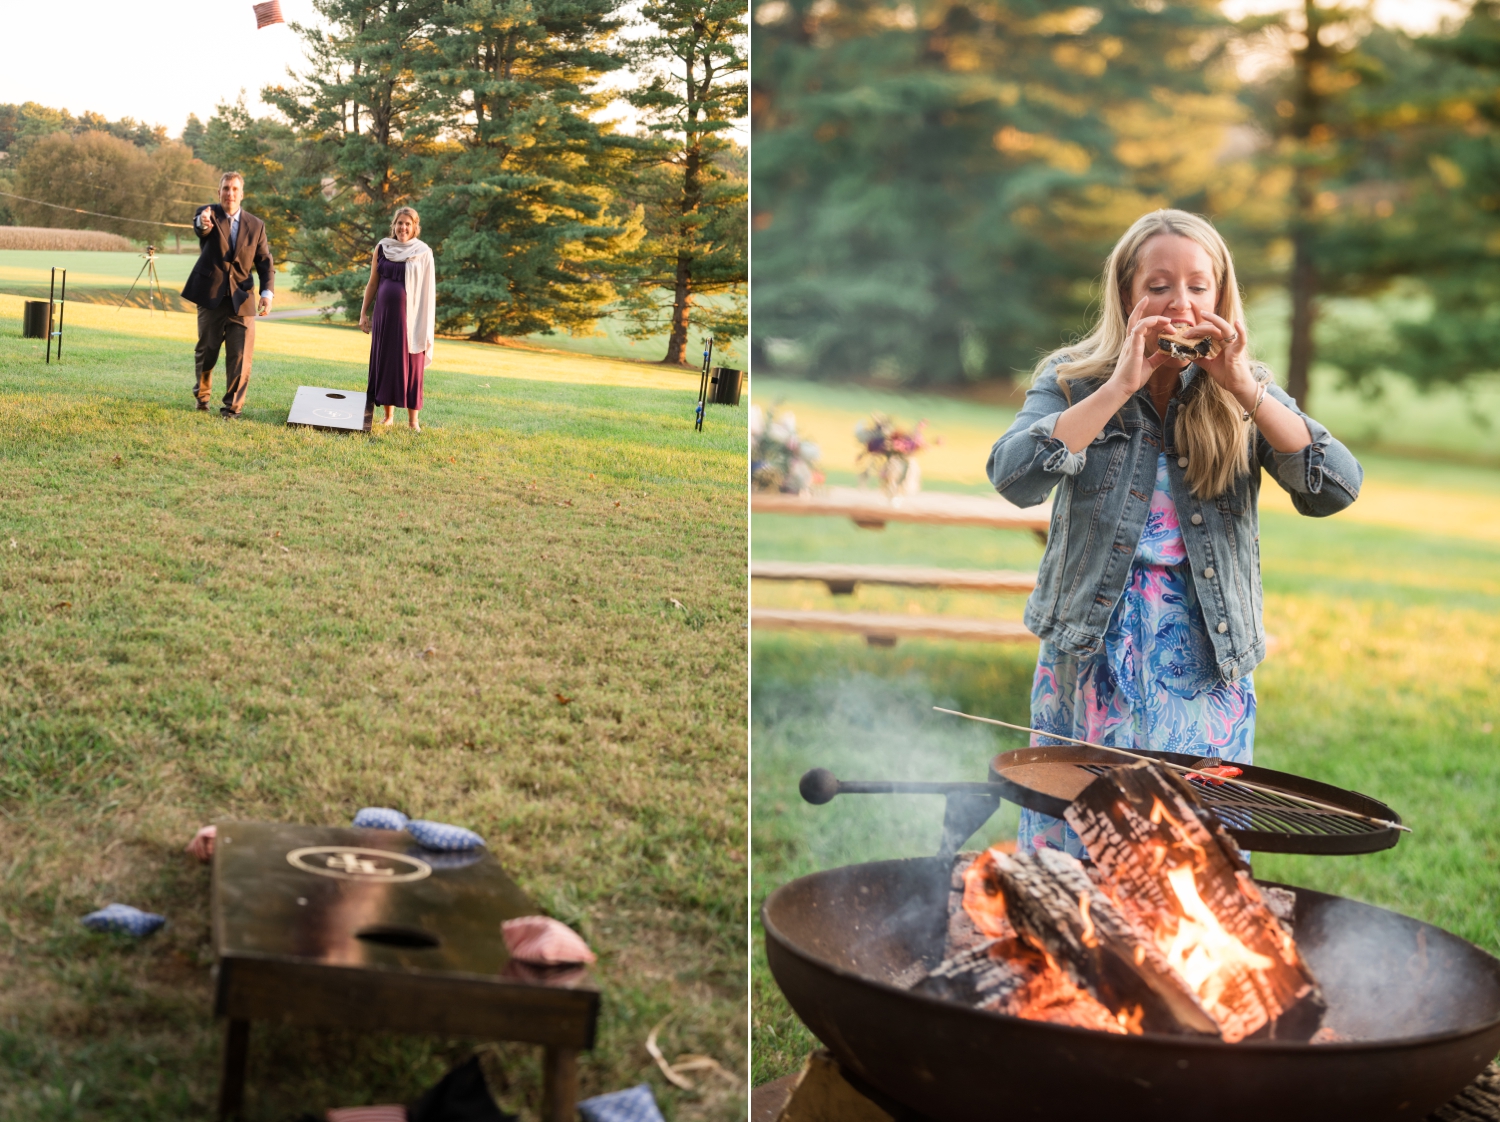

{"left": 0, "top": 103, "right": 213, "bottom": 244}
{"left": 0, "top": 0, "right": 747, "bottom": 364}
{"left": 752, "top": 0, "right": 1500, "bottom": 397}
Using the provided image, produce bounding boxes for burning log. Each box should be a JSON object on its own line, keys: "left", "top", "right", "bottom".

{"left": 977, "top": 847, "right": 1220, "bottom": 1037}
{"left": 913, "top": 855, "right": 1124, "bottom": 1032}
{"left": 1064, "top": 761, "right": 1326, "bottom": 1043}
{"left": 912, "top": 764, "right": 1325, "bottom": 1043}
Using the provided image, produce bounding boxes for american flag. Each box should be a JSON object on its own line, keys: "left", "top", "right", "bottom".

{"left": 325, "top": 1107, "right": 406, "bottom": 1122}
{"left": 252, "top": 0, "right": 285, "bottom": 28}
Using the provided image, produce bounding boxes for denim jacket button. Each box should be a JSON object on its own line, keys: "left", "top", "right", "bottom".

{"left": 1190, "top": 513, "right": 1203, "bottom": 526}
{"left": 1204, "top": 566, "right": 1216, "bottom": 579}
{"left": 1216, "top": 621, "right": 1228, "bottom": 633}
{"left": 1177, "top": 456, "right": 1189, "bottom": 468}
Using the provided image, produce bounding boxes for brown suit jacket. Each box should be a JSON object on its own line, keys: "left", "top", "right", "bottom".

{"left": 181, "top": 206, "right": 274, "bottom": 318}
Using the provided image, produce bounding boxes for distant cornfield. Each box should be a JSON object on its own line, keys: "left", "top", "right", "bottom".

{"left": 0, "top": 226, "right": 132, "bottom": 252}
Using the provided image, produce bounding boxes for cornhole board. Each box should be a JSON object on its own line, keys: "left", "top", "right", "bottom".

{"left": 211, "top": 821, "right": 597, "bottom": 1121}
{"left": 286, "top": 386, "right": 372, "bottom": 432}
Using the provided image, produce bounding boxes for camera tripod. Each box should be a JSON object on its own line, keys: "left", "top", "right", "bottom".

{"left": 120, "top": 244, "right": 166, "bottom": 313}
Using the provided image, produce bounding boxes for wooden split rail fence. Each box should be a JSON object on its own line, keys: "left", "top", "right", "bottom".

{"left": 750, "top": 487, "right": 1050, "bottom": 648}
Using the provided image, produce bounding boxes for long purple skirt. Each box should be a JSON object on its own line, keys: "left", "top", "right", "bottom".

{"left": 367, "top": 248, "right": 426, "bottom": 410}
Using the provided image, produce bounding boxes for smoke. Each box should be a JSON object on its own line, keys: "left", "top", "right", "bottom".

{"left": 753, "top": 671, "right": 1024, "bottom": 883}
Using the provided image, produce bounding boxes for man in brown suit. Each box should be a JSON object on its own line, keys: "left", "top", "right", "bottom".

{"left": 181, "top": 171, "right": 274, "bottom": 417}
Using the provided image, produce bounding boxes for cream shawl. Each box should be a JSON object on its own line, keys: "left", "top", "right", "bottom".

{"left": 377, "top": 237, "right": 436, "bottom": 359}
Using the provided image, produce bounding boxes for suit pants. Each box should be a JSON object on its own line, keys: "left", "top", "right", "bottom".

{"left": 195, "top": 302, "right": 255, "bottom": 415}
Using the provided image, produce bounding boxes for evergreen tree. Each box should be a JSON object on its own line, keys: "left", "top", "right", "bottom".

{"left": 419, "top": 0, "right": 642, "bottom": 340}
{"left": 1227, "top": 1, "right": 1395, "bottom": 404}
{"left": 200, "top": 96, "right": 301, "bottom": 264}
{"left": 751, "top": 0, "right": 1241, "bottom": 386}
{"left": 182, "top": 114, "right": 207, "bottom": 159}
{"left": 1311, "top": 2, "right": 1500, "bottom": 391}
{"left": 260, "top": 0, "right": 438, "bottom": 317}
{"left": 618, "top": 0, "right": 748, "bottom": 364}
{"left": 1224, "top": 5, "right": 1500, "bottom": 400}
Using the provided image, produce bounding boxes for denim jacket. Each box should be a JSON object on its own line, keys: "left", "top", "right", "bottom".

{"left": 987, "top": 358, "right": 1362, "bottom": 681}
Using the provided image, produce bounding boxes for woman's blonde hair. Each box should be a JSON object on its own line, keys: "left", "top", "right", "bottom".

{"left": 1035, "top": 209, "right": 1253, "bottom": 500}
{"left": 390, "top": 206, "right": 421, "bottom": 237}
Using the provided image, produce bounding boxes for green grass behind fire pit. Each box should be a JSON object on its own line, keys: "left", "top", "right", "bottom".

{"left": 750, "top": 464, "right": 1500, "bottom": 1086}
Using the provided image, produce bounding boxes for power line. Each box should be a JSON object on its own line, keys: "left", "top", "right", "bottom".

{"left": 0, "top": 189, "right": 194, "bottom": 229}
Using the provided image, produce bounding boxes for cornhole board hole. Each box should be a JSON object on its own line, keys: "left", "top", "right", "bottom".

{"left": 212, "top": 821, "right": 597, "bottom": 1121}
{"left": 286, "top": 386, "right": 372, "bottom": 432}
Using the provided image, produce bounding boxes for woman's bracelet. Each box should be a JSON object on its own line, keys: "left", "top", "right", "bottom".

{"left": 1242, "top": 382, "right": 1269, "bottom": 424}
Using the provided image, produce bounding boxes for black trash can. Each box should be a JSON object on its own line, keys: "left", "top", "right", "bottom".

{"left": 23, "top": 300, "right": 51, "bottom": 340}
{"left": 710, "top": 367, "right": 743, "bottom": 406}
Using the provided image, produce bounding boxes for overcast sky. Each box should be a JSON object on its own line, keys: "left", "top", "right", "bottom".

{"left": 0, "top": 0, "right": 747, "bottom": 142}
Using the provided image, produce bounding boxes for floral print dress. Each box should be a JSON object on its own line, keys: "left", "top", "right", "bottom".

{"left": 1018, "top": 452, "right": 1256, "bottom": 857}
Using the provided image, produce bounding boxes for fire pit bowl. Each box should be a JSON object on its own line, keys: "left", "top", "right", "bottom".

{"left": 764, "top": 857, "right": 1500, "bottom": 1122}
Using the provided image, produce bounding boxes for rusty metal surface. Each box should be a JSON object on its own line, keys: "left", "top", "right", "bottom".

{"left": 764, "top": 857, "right": 1500, "bottom": 1122}
{"left": 989, "top": 746, "right": 1405, "bottom": 855}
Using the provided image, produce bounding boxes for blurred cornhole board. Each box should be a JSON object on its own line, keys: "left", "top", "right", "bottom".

{"left": 286, "top": 386, "right": 372, "bottom": 432}
{"left": 211, "top": 821, "right": 597, "bottom": 1121}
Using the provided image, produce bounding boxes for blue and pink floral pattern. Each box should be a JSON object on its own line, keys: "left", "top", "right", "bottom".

{"left": 1018, "top": 453, "right": 1256, "bottom": 857}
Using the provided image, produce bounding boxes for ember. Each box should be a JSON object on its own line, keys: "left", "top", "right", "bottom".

{"left": 921, "top": 761, "right": 1325, "bottom": 1042}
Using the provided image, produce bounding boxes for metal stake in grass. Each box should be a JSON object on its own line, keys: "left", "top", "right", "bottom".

{"left": 46, "top": 267, "right": 67, "bottom": 364}
{"left": 931, "top": 706, "right": 1411, "bottom": 834}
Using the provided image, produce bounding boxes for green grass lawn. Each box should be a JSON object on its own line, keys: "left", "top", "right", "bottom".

{"left": 749, "top": 387, "right": 1500, "bottom": 1085}
{"left": 0, "top": 295, "right": 747, "bottom": 1120}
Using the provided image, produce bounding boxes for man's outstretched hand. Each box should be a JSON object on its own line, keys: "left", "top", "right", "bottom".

{"left": 258, "top": 296, "right": 271, "bottom": 317}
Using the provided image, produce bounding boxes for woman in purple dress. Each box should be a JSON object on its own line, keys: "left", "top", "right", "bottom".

{"left": 359, "top": 206, "right": 436, "bottom": 431}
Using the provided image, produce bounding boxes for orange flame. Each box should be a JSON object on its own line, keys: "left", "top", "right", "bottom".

{"left": 1159, "top": 863, "right": 1274, "bottom": 1017}
{"left": 961, "top": 850, "right": 1015, "bottom": 939}
{"left": 1077, "top": 892, "right": 1098, "bottom": 948}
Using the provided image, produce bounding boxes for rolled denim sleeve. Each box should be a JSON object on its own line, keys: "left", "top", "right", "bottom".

{"left": 987, "top": 359, "right": 1088, "bottom": 508}
{"left": 1257, "top": 383, "right": 1362, "bottom": 516}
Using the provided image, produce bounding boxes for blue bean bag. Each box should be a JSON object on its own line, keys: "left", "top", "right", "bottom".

{"left": 353, "top": 807, "right": 410, "bottom": 830}
{"left": 578, "top": 1085, "right": 665, "bottom": 1122}
{"left": 407, "top": 820, "right": 486, "bottom": 851}
{"left": 82, "top": 904, "right": 165, "bottom": 936}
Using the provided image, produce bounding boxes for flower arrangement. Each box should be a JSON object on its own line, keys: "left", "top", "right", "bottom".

{"left": 855, "top": 413, "right": 937, "bottom": 495}
{"left": 751, "top": 403, "right": 824, "bottom": 495}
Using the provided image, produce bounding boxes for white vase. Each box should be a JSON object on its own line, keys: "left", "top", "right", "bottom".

{"left": 900, "top": 458, "right": 922, "bottom": 495}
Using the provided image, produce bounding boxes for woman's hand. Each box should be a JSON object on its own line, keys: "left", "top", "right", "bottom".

{"left": 1187, "top": 311, "right": 1259, "bottom": 403}
{"left": 1109, "top": 298, "right": 1175, "bottom": 396}
{"left": 359, "top": 312, "right": 372, "bottom": 335}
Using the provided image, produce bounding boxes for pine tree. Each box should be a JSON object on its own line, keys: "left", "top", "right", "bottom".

{"left": 1313, "top": 2, "right": 1500, "bottom": 391}
{"left": 260, "top": 0, "right": 438, "bottom": 316}
{"left": 751, "top": 0, "right": 1240, "bottom": 385}
{"left": 619, "top": 0, "right": 748, "bottom": 364}
{"left": 182, "top": 114, "right": 208, "bottom": 159}
{"left": 200, "top": 96, "right": 300, "bottom": 263}
{"left": 1228, "top": 1, "right": 1393, "bottom": 404}
{"left": 1227, "top": 6, "right": 1499, "bottom": 399}
{"left": 420, "top": 0, "right": 642, "bottom": 341}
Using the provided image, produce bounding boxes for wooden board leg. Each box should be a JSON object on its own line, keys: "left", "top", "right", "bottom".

{"left": 217, "top": 1019, "right": 251, "bottom": 1121}
{"left": 541, "top": 1045, "right": 579, "bottom": 1122}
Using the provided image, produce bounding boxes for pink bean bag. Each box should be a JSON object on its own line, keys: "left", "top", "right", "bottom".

{"left": 502, "top": 916, "right": 596, "bottom": 965}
